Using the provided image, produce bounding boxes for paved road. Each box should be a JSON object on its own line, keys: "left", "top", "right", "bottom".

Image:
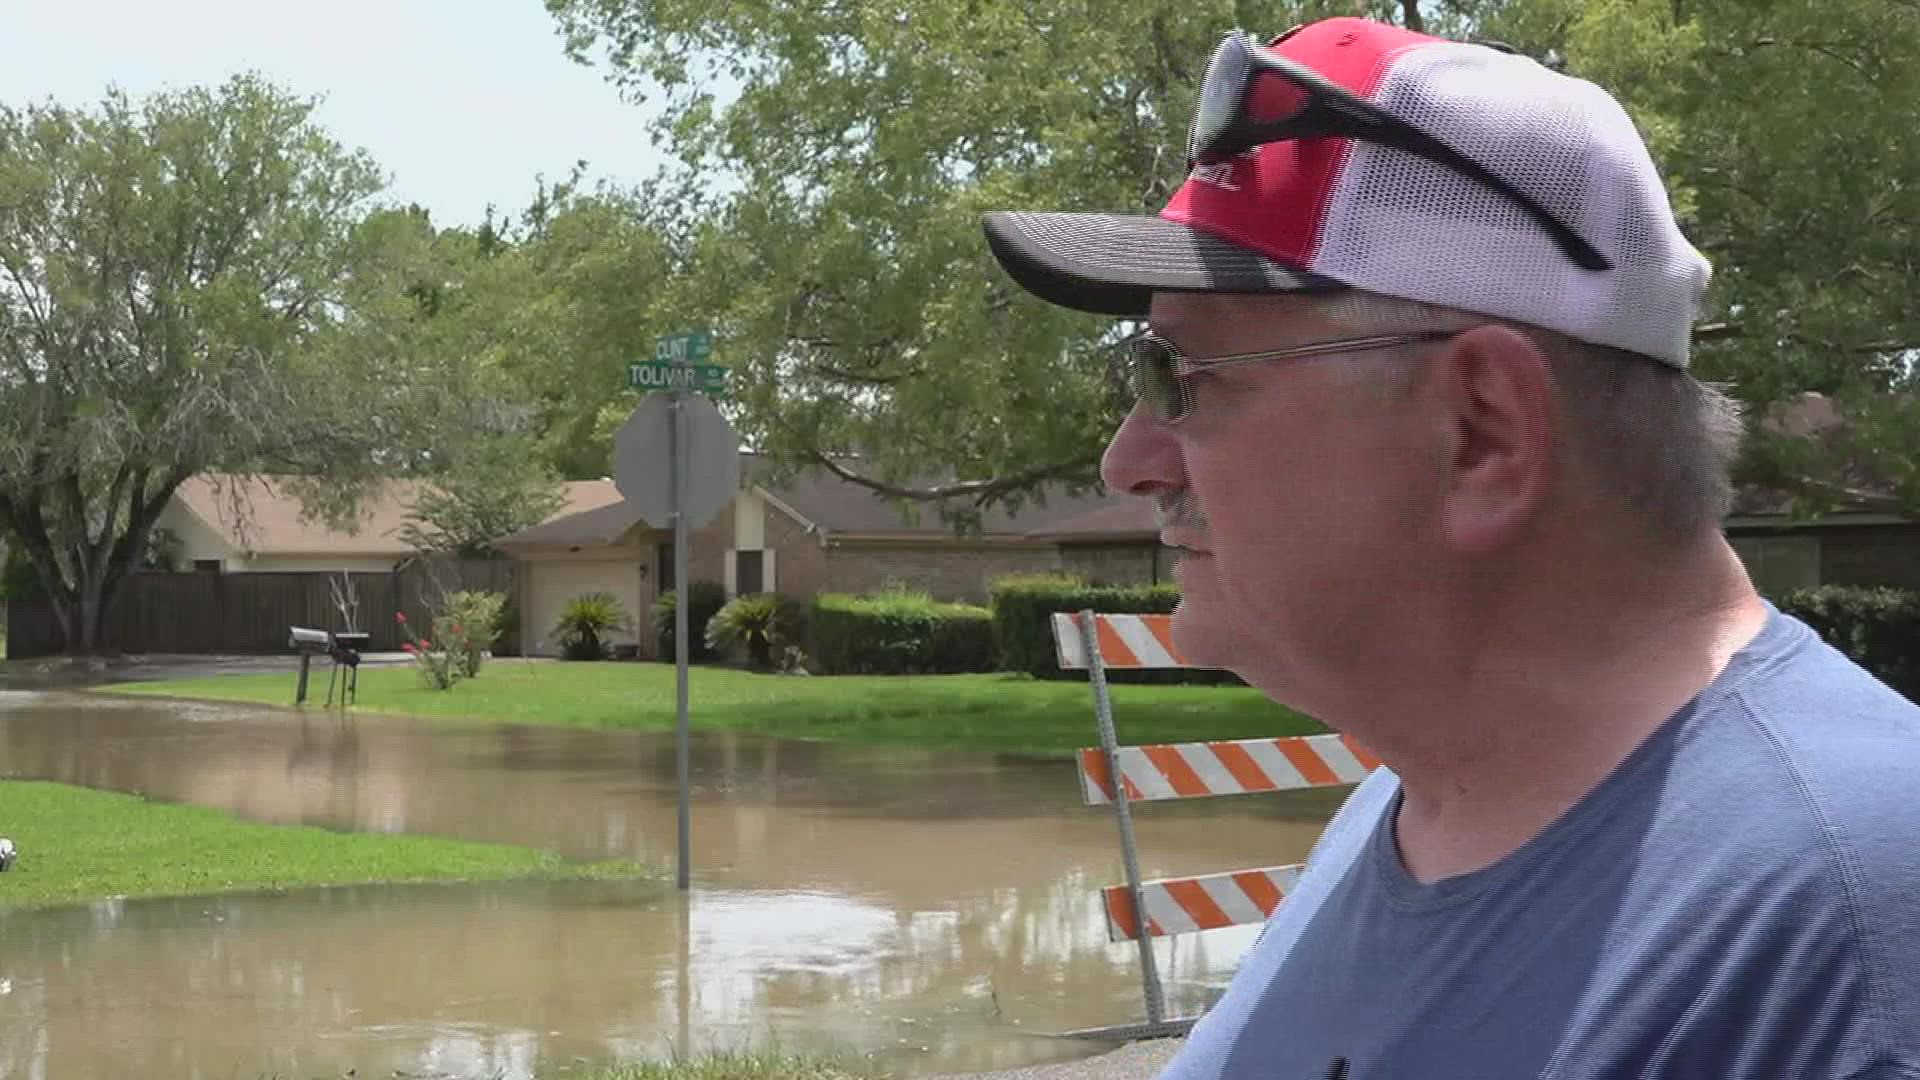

{"left": 936, "top": 1038, "right": 1182, "bottom": 1080}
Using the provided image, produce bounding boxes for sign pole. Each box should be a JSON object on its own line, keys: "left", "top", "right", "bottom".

{"left": 672, "top": 386, "right": 692, "bottom": 891}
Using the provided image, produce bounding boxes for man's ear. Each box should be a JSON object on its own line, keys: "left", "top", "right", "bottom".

{"left": 1429, "top": 325, "right": 1558, "bottom": 553}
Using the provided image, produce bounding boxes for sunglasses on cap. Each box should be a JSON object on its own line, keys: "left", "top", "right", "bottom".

{"left": 1123, "top": 328, "right": 1458, "bottom": 425}
{"left": 1188, "top": 29, "right": 1611, "bottom": 273}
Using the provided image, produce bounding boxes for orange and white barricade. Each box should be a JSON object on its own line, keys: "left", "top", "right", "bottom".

{"left": 1051, "top": 610, "right": 1377, "bottom": 1041}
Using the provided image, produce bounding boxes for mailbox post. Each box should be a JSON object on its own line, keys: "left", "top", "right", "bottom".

{"left": 288, "top": 626, "right": 331, "bottom": 704}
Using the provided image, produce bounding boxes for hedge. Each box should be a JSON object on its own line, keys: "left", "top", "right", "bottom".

{"left": 807, "top": 591, "right": 995, "bottom": 675}
{"left": 988, "top": 574, "right": 1242, "bottom": 684}
{"left": 1777, "top": 585, "right": 1920, "bottom": 701}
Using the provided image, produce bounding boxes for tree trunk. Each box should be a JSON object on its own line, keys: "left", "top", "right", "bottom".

{"left": 3, "top": 467, "right": 183, "bottom": 657}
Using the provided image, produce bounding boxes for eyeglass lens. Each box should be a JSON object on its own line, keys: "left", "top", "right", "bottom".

{"left": 1126, "top": 336, "right": 1190, "bottom": 422}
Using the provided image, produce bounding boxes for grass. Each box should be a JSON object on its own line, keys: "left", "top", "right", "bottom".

{"left": 108, "top": 659, "right": 1325, "bottom": 756}
{"left": 548, "top": 1052, "right": 878, "bottom": 1079}
{"left": 0, "top": 779, "right": 654, "bottom": 910}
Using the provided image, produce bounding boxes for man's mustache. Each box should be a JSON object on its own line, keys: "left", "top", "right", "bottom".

{"left": 1155, "top": 489, "right": 1208, "bottom": 532}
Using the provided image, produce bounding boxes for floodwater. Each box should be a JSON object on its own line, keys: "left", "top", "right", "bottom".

{"left": 0, "top": 688, "right": 1344, "bottom": 1079}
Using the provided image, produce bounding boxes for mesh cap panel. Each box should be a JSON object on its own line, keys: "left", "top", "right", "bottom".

{"left": 1313, "top": 43, "right": 1710, "bottom": 365}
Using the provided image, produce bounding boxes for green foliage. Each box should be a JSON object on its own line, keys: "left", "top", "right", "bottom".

{"left": 439, "top": 590, "right": 508, "bottom": 678}
{"left": 536, "top": 0, "right": 1920, "bottom": 526}
{"left": 807, "top": 590, "right": 995, "bottom": 676}
{"left": 396, "top": 609, "right": 465, "bottom": 690}
{"left": 1777, "top": 586, "right": 1920, "bottom": 701}
{"left": 987, "top": 573, "right": 1240, "bottom": 684}
{"left": 400, "top": 436, "right": 569, "bottom": 558}
{"left": 652, "top": 581, "right": 728, "bottom": 661}
{"left": 552, "top": 591, "right": 634, "bottom": 661}
{"left": 705, "top": 592, "right": 805, "bottom": 670}
{"left": 0, "top": 75, "right": 498, "bottom": 653}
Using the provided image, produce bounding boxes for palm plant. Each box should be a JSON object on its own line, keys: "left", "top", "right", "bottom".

{"left": 705, "top": 593, "right": 803, "bottom": 670}
{"left": 551, "top": 591, "right": 633, "bottom": 661}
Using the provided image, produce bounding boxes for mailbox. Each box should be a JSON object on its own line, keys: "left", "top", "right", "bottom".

{"left": 289, "top": 627, "right": 365, "bottom": 706}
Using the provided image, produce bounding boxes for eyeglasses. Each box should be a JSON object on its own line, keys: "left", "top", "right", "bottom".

{"left": 1188, "top": 30, "right": 1611, "bottom": 273}
{"left": 1124, "top": 329, "right": 1456, "bottom": 424}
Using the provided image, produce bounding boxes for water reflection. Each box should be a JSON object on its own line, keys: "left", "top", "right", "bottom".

{"left": 0, "top": 690, "right": 1340, "bottom": 1077}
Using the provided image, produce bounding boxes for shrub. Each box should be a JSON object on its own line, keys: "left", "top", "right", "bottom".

{"left": 1777, "top": 585, "right": 1920, "bottom": 700}
{"left": 987, "top": 573, "right": 1241, "bottom": 685}
{"left": 808, "top": 590, "right": 994, "bottom": 675}
{"left": 395, "top": 610, "right": 463, "bottom": 690}
{"left": 439, "top": 590, "right": 506, "bottom": 678}
{"left": 706, "top": 593, "right": 806, "bottom": 670}
{"left": 652, "top": 580, "right": 728, "bottom": 661}
{"left": 551, "top": 591, "right": 633, "bottom": 661}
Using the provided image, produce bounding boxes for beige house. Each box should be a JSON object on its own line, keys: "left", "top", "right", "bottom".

{"left": 153, "top": 474, "right": 620, "bottom": 574}
{"left": 496, "top": 455, "right": 1113, "bottom": 659}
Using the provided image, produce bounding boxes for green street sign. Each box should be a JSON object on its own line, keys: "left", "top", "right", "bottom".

{"left": 629, "top": 360, "right": 728, "bottom": 393}
{"left": 655, "top": 329, "right": 713, "bottom": 364}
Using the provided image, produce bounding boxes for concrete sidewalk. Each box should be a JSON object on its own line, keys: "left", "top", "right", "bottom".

{"left": 934, "top": 1038, "right": 1182, "bottom": 1080}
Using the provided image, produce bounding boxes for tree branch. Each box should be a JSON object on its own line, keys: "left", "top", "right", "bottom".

{"left": 800, "top": 448, "right": 1103, "bottom": 509}
{"left": 1400, "top": 0, "right": 1425, "bottom": 32}
{"left": 1693, "top": 321, "right": 1920, "bottom": 355}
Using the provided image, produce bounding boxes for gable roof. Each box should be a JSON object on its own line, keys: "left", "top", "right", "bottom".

{"left": 172, "top": 474, "right": 619, "bottom": 558}
{"left": 497, "top": 452, "right": 1120, "bottom": 551}
{"left": 494, "top": 499, "right": 646, "bottom": 551}
{"left": 747, "top": 455, "right": 1115, "bottom": 538}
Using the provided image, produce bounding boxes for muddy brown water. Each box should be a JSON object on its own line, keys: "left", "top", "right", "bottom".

{"left": 0, "top": 688, "right": 1342, "bottom": 1079}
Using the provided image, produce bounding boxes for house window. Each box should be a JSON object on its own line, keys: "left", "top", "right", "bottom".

{"left": 656, "top": 542, "right": 675, "bottom": 592}
{"left": 193, "top": 559, "right": 223, "bottom": 574}
{"left": 735, "top": 549, "right": 764, "bottom": 595}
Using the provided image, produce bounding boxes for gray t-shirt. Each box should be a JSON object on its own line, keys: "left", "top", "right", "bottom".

{"left": 1159, "top": 603, "right": 1920, "bottom": 1080}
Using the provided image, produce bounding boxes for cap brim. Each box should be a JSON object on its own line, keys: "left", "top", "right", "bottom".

{"left": 982, "top": 211, "right": 1346, "bottom": 317}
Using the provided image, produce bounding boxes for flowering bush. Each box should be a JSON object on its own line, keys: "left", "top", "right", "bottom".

{"left": 440, "top": 590, "right": 505, "bottom": 678}
{"left": 396, "top": 610, "right": 463, "bottom": 690}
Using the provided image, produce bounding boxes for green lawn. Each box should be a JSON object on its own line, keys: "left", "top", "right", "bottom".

{"left": 108, "top": 660, "right": 1325, "bottom": 756}
{"left": 0, "top": 779, "right": 653, "bottom": 910}
{"left": 553, "top": 1053, "right": 875, "bottom": 1080}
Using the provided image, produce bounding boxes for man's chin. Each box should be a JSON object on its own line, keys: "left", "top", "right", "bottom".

{"left": 1168, "top": 598, "right": 1228, "bottom": 668}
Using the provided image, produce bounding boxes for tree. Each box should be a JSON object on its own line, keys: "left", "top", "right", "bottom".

{"left": 456, "top": 179, "right": 688, "bottom": 480}
{"left": 545, "top": 0, "right": 1920, "bottom": 522}
{"left": 398, "top": 434, "right": 569, "bottom": 558}
{"left": 0, "top": 76, "right": 480, "bottom": 654}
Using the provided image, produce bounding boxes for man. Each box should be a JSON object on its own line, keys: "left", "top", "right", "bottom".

{"left": 982, "top": 16, "right": 1920, "bottom": 1080}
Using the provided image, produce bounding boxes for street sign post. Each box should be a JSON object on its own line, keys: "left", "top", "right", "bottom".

{"left": 614, "top": 330, "right": 737, "bottom": 892}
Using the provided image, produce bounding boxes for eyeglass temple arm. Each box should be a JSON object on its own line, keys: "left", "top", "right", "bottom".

{"left": 1235, "top": 53, "right": 1614, "bottom": 273}
{"left": 1359, "top": 118, "right": 1612, "bottom": 271}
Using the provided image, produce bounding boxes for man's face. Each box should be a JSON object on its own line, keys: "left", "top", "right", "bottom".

{"left": 1100, "top": 292, "right": 1444, "bottom": 703}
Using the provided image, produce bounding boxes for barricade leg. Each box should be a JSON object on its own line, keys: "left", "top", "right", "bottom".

{"left": 1080, "top": 608, "right": 1166, "bottom": 1025}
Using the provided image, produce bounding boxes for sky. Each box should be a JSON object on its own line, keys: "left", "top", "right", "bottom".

{"left": 0, "top": 0, "right": 669, "bottom": 229}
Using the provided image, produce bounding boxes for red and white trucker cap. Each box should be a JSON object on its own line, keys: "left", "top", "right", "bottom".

{"left": 982, "top": 17, "right": 1712, "bottom": 369}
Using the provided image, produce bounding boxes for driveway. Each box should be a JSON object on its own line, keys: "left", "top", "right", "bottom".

{"left": 0, "top": 650, "right": 421, "bottom": 689}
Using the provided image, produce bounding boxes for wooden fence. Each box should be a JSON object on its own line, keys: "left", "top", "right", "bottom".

{"left": 4, "top": 559, "right": 516, "bottom": 659}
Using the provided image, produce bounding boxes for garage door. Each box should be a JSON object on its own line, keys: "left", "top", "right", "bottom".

{"left": 526, "top": 559, "right": 649, "bottom": 658}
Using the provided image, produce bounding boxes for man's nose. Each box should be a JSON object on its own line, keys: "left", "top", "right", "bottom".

{"left": 1101, "top": 405, "right": 1186, "bottom": 499}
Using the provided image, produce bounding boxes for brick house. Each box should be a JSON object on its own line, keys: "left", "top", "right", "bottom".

{"left": 1027, "top": 393, "right": 1920, "bottom": 598}
{"left": 495, "top": 454, "right": 1111, "bottom": 659}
